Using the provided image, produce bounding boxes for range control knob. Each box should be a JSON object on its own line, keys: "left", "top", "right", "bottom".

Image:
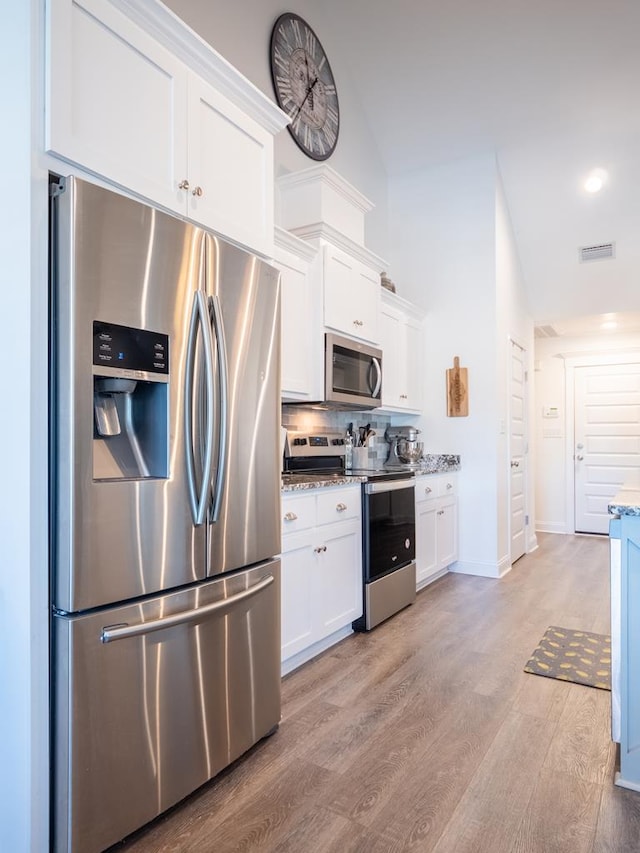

{"left": 293, "top": 437, "right": 307, "bottom": 446}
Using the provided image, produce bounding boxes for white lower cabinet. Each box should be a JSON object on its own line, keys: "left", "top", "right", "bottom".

{"left": 281, "top": 485, "right": 362, "bottom": 672}
{"left": 415, "top": 475, "right": 458, "bottom": 589}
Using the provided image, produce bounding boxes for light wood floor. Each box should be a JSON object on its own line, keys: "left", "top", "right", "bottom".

{"left": 116, "top": 533, "right": 640, "bottom": 853}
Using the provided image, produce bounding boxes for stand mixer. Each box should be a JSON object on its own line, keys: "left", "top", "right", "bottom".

{"left": 385, "top": 426, "right": 423, "bottom": 467}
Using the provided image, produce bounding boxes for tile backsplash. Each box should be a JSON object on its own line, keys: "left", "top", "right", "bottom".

{"left": 281, "top": 406, "right": 393, "bottom": 467}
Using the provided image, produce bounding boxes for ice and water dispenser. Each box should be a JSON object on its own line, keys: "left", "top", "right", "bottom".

{"left": 92, "top": 321, "right": 169, "bottom": 480}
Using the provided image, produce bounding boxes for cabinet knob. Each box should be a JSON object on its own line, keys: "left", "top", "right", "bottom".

{"left": 336, "top": 502, "right": 347, "bottom": 512}
{"left": 192, "top": 186, "right": 204, "bottom": 197}
{"left": 353, "top": 319, "right": 364, "bottom": 327}
{"left": 314, "top": 545, "right": 327, "bottom": 553}
{"left": 446, "top": 482, "right": 453, "bottom": 489}
{"left": 437, "top": 509, "right": 445, "bottom": 515}
{"left": 284, "top": 511, "right": 298, "bottom": 522}
{"left": 178, "top": 179, "right": 190, "bottom": 190}
{"left": 425, "top": 487, "right": 432, "bottom": 494}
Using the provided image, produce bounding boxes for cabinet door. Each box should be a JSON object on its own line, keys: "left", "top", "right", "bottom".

{"left": 187, "top": 75, "right": 274, "bottom": 254}
{"left": 380, "top": 307, "right": 402, "bottom": 409}
{"left": 403, "top": 316, "right": 424, "bottom": 411}
{"left": 416, "top": 496, "right": 439, "bottom": 586}
{"left": 47, "top": 0, "right": 188, "bottom": 213}
{"left": 323, "top": 246, "right": 380, "bottom": 344}
{"left": 437, "top": 498, "right": 458, "bottom": 569}
{"left": 273, "top": 253, "right": 312, "bottom": 400}
{"left": 281, "top": 532, "right": 316, "bottom": 661}
{"left": 316, "top": 520, "right": 362, "bottom": 637}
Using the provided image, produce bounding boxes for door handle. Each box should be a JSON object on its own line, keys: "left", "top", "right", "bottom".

{"left": 576, "top": 455, "right": 584, "bottom": 461}
{"left": 101, "top": 574, "right": 274, "bottom": 642}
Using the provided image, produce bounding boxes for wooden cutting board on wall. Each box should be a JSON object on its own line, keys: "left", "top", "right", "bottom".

{"left": 447, "top": 356, "right": 468, "bottom": 417}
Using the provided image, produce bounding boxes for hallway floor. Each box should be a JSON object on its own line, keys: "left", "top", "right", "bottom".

{"left": 116, "top": 534, "right": 640, "bottom": 853}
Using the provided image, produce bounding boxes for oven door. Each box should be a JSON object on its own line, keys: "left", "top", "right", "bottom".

{"left": 363, "top": 479, "right": 415, "bottom": 583}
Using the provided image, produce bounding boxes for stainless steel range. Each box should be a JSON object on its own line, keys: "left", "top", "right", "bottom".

{"left": 284, "top": 431, "right": 416, "bottom": 630}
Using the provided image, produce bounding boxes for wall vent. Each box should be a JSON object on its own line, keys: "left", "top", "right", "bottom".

{"left": 579, "top": 242, "right": 615, "bottom": 263}
{"left": 534, "top": 325, "right": 559, "bottom": 338}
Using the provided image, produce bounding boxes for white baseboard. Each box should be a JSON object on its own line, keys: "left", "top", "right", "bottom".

{"left": 416, "top": 567, "right": 448, "bottom": 591}
{"left": 281, "top": 625, "right": 353, "bottom": 676}
{"left": 536, "top": 522, "right": 568, "bottom": 534}
{"left": 527, "top": 533, "right": 539, "bottom": 552}
{"left": 449, "top": 559, "right": 507, "bottom": 579}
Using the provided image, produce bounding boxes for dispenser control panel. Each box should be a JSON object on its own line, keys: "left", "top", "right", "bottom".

{"left": 93, "top": 321, "right": 169, "bottom": 374}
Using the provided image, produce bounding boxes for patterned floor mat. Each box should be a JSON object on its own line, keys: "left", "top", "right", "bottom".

{"left": 524, "top": 625, "right": 611, "bottom": 690}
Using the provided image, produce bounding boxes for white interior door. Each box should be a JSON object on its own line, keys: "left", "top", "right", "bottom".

{"left": 574, "top": 363, "right": 640, "bottom": 534}
{"left": 510, "top": 340, "right": 526, "bottom": 563}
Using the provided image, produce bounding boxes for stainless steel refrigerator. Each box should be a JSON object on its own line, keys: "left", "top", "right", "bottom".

{"left": 50, "top": 177, "right": 282, "bottom": 853}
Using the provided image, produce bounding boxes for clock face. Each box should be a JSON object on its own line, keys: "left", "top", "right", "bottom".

{"left": 270, "top": 13, "right": 340, "bottom": 161}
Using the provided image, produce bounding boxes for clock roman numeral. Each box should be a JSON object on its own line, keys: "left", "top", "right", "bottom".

{"left": 326, "top": 106, "right": 339, "bottom": 127}
{"left": 314, "top": 131, "right": 326, "bottom": 156}
{"left": 290, "top": 18, "right": 303, "bottom": 47}
{"left": 273, "top": 46, "right": 290, "bottom": 75}
{"left": 322, "top": 124, "right": 336, "bottom": 148}
{"left": 305, "top": 29, "right": 316, "bottom": 58}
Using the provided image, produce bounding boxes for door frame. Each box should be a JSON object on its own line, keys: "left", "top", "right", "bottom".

{"left": 563, "top": 351, "right": 640, "bottom": 534}
{"left": 508, "top": 336, "right": 529, "bottom": 562}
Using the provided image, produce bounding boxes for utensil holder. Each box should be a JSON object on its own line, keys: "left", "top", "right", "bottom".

{"left": 352, "top": 447, "right": 369, "bottom": 469}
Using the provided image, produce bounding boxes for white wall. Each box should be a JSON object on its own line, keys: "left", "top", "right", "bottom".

{"left": 388, "top": 154, "right": 533, "bottom": 577}
{"left": 388, "top": 154, "right": 502, "bottom": 575}
{"left": 535, "top": 333, "right": 640, "bottom": 533}
{"left": 162, "top": 0, "right": 390, "bottom": 258}
{"left": 0, "top": 2, "right": 50, "bottom": 850}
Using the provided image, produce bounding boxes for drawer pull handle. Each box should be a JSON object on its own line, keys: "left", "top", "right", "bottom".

{"left": 314, "top": 545, "right": 327, "bottom": 554}
{"left": 446, "top": 483, "right": 453, "bottom": 490}
{"left": 284, "top": 512, "right": 298, "bottom": 522}
{"left": 336, "top": 502, "right": 347, "bottom": 512}
{"left": 425, "top": 487, "right": 432, "bottom": 494}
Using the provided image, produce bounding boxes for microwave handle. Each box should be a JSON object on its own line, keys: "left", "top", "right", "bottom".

{"left": 369, "top": 357, "right": 382, "bottom": 397}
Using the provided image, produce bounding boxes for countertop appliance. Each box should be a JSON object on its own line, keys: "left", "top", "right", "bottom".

{"left": 283, "top": 431, "right": 416, "bottom": 630}
{"left": 385, "top": 425, "right": 423, "bottom": 467}
{"left": 50, "top": 177, "right": 282, "bottom": 853}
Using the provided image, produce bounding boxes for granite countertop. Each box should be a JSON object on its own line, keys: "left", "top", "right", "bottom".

{"left": 281, "top": 454, "right": 461, "bottom": 492}
{"left": 608, "top": 489, "right": 640, "bottom": 517}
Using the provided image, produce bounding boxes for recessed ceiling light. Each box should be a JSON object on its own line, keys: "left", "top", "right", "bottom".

{"left": 584, "top": 168, "right": 608, "bottom": 193}
{"left": 601, "top": 320, "right": 617, "bottom": 330}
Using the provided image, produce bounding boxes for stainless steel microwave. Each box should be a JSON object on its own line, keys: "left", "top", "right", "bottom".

{"left": 325, "top": 333, "right": 382, "bottom": 409}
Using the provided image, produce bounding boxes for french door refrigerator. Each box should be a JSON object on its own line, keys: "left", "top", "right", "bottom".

{"left": 50, "top": 176, "right": 282, "bottom": 853}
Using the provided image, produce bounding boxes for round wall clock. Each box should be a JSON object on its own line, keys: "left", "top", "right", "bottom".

{"left": 270, "top": 13, "right": 340, "bottom": 161}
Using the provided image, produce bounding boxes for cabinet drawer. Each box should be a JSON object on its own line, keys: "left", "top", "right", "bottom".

{"left": 316, "top": 487, "right": 361, "bottom": 526}
{"left": 281, "top": 493, "right": 316, "bottom": 534}
{"left": 438, "top": 476, "right": 457, "bottom": 498}
{"left": 415, "top": 478, "right": 438, "bottom": 504}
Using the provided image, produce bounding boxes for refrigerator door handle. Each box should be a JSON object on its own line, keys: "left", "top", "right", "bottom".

{"left": 209, "top": 293, "right": 229, "bottom": 522}
{"left": 185, "top": 289, "right": 216, "bottom": 526}
{"left": 101, "top": 573, "right": 275, "bottom": 643}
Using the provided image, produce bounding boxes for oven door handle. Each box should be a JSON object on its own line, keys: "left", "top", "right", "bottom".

{"left": 365, "top": 478, "right": 415, "bottom": 494}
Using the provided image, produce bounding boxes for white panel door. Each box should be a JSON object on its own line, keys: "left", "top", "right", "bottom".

{"left": 575, "top": 363, "right": 640, "bottom": 534}
{"left": 510, "top": 341, "right": 526, "bottom": 562}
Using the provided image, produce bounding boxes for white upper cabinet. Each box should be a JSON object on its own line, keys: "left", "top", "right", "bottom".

{"left": 46, "top": 0, "right": 288, "bottom": 255}
{"left": 379, "top": 291, "right": 425, "bottom": 413}
{"left": 323, "top": 244, "right": 380, "bottom": 345}
{"left": 272, "top": 228, "right": 320, "bottom": 402}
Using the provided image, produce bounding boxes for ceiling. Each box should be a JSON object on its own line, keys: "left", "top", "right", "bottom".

{"left": 320, "top": 0, "right": 640, "bottom": 338}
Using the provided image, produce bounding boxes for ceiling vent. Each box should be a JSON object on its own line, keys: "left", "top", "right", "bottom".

{"left": 534, "top": 325, "right": 559, "bottom": 338}
{"left": 579, "top": 242, "right": 615, "bottom": 263}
